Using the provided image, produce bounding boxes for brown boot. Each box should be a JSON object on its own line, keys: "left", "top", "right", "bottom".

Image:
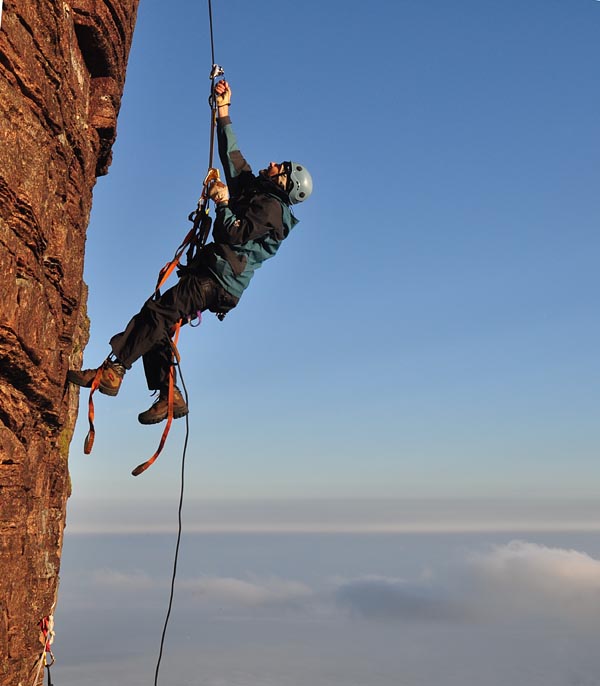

{"left": 67, "top": 359, "right": 125, "bottom": 397}
{"left": 138, "top": 387, "right": 189, "bottom": 425}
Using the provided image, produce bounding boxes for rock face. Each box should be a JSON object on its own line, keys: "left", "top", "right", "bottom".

{"left": 0, "top": 1, "right": 139, "bottom": 683}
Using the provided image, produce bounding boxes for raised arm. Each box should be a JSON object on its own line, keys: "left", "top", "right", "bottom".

{"left": 215, "top": 79, "right": 231, "bottom": 120}
{"left": 213, "top": 80, "right": 252, "bottom": 193}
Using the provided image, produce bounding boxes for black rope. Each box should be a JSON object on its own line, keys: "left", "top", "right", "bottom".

{"left": 206, "top": 0, "right": 224, "bottom": 174}
{"left": 153, "top": 354, "right": 190, "bottom": 686}
{"left": 153, "top": 2, "right": 218, "bottom": 678}
{"left": 208, "top": 0, "right": 217, "bottom": 68}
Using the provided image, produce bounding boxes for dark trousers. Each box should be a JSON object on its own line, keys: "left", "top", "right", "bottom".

{"left": 109, "top": 269, "right": 237, "bottom": 391}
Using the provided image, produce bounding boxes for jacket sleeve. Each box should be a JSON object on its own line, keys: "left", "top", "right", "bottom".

{"left": 217, "top": 116, "right": 253, "bottom": 197}
{"left": 213, "top": 195, "right": 287, "bottom": 245}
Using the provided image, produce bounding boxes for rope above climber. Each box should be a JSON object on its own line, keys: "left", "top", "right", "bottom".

{"left": 67, "top": 79, "right": 313, "bottom": 430}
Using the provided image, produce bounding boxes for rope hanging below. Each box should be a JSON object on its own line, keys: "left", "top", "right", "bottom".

{"left": 150, "top": 6, "right": 218, "bottom": 686}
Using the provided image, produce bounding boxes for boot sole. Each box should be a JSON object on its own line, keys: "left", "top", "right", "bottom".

{"left": 66, "top": 371, "right": 93, "bottom": 388}
{"left": 98, "top": 386, "right": 119, "bottom": 397}
{"left": 138, "top": 408, "right": 189, "bottom": 425}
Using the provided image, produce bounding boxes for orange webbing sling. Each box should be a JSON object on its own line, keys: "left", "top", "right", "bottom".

{"left": 83, "top": 366, "right": 103, "bottom": 454}
{"left": 82, "top": 168, "right": 220, "bottom": 465}
{"left": 131, "top": 321, "right": 182, "bottom": 476}
{"left": 128, "top": 168, "right": 221, "bottom": 475}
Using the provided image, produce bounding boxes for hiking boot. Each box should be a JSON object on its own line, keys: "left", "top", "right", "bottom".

{"left": 67, "top": 359, "right": 126, "bottom": 397}
{"left": 138, "top": 387, "right": 189, "bottom": 425}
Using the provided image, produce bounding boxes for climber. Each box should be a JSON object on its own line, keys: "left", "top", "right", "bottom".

{"left": 67, "top": 79, "right": 313, "bottom": 424}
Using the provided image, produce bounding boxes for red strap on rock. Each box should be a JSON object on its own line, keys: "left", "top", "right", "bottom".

{"left": 38, "top": 615, "right": 55, "bottom": 664}
{"left": 83, "top": 366, "right": 104, "bottom": 454}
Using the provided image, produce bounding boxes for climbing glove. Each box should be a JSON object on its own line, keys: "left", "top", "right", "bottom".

{"left": 208, "top": 180, "right": 230, "bottom": 204}
{"left": 215, "top": 83, "right": 231, "bottom": 107}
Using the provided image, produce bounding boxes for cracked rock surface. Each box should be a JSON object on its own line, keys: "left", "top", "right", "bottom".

{"left": 0, "top": 2, "right": 139, "bottom": 683}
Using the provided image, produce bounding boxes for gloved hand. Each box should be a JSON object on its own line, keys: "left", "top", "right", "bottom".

{"left": 214, "top": 80, "right": 231, "bottom": 107}
{"left": 208, "top": 180, "right": 230, "bottom": 204}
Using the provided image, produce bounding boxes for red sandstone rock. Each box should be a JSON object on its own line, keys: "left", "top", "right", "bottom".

{"left": 0, "top": 2, "right": 139, "bottom": 683}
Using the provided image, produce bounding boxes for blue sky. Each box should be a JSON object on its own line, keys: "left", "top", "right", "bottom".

{"left": 68, "top": 0, "right": 600, "bottom": 507}
{"left": 58, "top": 3, "right": 600, "bottom": 684}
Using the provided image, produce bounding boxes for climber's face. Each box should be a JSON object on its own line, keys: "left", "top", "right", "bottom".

{"left": 260, "top": 161, "right": 285, "bottom": 178}
{"left": 260, "top": 162, "right": 288, "bottom": 192}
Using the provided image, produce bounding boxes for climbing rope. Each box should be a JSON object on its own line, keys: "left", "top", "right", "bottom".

{"left": 151, "top": 4, "right": 220, "bottom": 683}
{"left": 74, "top": 3, "right": 224, "bottom": 686}
{"left": 78, "top": 4, "right": 223, "bottom": 686}
{"left": 152, "top": 349, "right": 190, "bottom": 686}
{"left": 83, "top": 0, "right": 225, "bottom": 473}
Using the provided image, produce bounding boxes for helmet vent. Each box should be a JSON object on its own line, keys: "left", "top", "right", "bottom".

{"left": 287, "top": 161, "right": 313, "bottom": 204}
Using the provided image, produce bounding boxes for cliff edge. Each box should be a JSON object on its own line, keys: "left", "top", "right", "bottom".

{"left": 0, "top": 1, "right": 139, "bottom": 683}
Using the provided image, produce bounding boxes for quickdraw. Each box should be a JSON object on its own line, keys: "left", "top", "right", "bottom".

{"left": 32, "top": 615, "right": 55, "bottom": 686}
{"left": 156, "top": 166, "right": 221, "bottom": 294}
{"left": 83, "top": 51, "right": 225, "bottom": 475}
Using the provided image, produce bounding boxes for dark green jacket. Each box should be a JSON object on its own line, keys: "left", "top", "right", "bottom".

{"left": 203, "top": 116, "right": 298, "bottom": 300}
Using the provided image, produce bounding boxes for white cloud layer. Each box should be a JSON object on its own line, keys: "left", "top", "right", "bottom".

{"left": 179, "top": 576, "right": 313, "bottom": 608}
{"left": 467, "top": 540, "right": 600, "bottom": 620}
{"left": 87, "top": 540, "right": 600, "bottom": 625}
{"left": 470, "top": 539, "right": 600, "bottom": 590}
{"left": 89, "top": 569, "right": 313, "bottom": 610}
{"left": 336, "top": 540, "right": 600, "bottom": 622}
{"left": 92, "top": 568, "right": 157, "bottom": 590}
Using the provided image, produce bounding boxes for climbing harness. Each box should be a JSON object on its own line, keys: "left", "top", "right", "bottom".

{"left": 83, "top": 0, "right": 225, "bottom": 474}
{"left": 32, "top": 615, "right": 55, "bottom": 686}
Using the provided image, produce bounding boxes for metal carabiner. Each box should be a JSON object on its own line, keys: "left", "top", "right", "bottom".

{"left": 202, "top": 167, "right": 221, "bottom": 200}
{"left": 208, "top": 64, "right": 225, "bottom": 107}
{"left": 203, "top": 166, "right": 221, "bottom": 187}
{"left": 209, "top": 64, "right": 225, "bottom": 80}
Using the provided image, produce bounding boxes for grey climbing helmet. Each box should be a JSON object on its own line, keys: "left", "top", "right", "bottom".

{"left": 286, "top": 162, "right": 313, "bottom": 204}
